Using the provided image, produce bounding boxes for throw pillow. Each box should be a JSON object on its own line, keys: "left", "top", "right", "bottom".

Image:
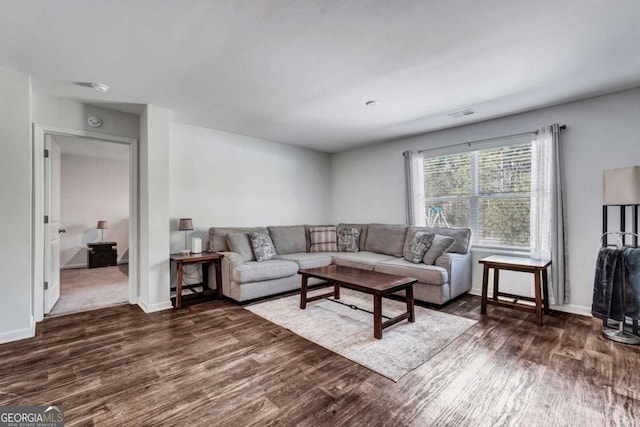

{"left": 309, "top": 226, "right": 337, "bottom": 252}
{"left": 248, "top": 232, "right": 279, "bottom": 262}
{"left": 337, "top": 227, "right": 361, "bottom": 252}
{"left": 404, "top": 232, "right": 435, "bottom": 264}
{"left": 423, "top": 234, "right": 455, "bottom": 265}
{"left": 226, "top": 233, "right": 255, "bottom": 262}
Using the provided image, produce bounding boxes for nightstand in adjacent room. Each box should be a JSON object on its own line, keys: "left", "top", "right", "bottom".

{"left": 170, "top": 252, "right": 224, "bottom": 309}
{"left": 87, "top": 242, "right": 118, "bottom": 268}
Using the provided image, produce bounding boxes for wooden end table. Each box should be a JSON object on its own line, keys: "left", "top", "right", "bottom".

{"left": 170, "top": 252, "right": 224, "bottom": 309}
{"left": 479, "top": 255, "right": 551, "bottom": 326}
{"left": 298, "top": 265, "right": 417, "bottom": 339}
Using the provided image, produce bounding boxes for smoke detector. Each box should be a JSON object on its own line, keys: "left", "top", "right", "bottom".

{"left": 91, "top": 83, "right": 109, "bottom": 93}
{"left": 449, "top": 108, "right": 475, "bottom": 118}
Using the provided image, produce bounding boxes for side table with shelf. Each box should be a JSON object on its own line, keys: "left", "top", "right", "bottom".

{"left": 479, "top": 255, "right": 552, "bottom": 326}
{"left": 170, "top": 252, "right": 224, "bottom": 309}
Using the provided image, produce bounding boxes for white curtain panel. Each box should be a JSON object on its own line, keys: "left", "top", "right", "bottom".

{"left": 530, "top": 124, "right": 568, "bottom": 305}
{"left": 403, "top": 150, "right": 426, "bottom": 226}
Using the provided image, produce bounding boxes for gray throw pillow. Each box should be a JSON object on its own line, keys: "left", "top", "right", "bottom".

{"left": 226, "top": 233, "right": 255, "bottom": 262}
{"left": 423, "top": 234, "right": 455, "bottom": 265}
{"left": 337, "top": 227, "right": 361, "bottom": 252}
{"left": 248, "top": 232, "right": 279, "bottom": 262}
{"left": 404, "top": 232, "right": 435, "bottom": 264}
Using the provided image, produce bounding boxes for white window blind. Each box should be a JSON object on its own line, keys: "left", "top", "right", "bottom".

{"left": 424, "top": 141, "right": 532, "bottom": 248}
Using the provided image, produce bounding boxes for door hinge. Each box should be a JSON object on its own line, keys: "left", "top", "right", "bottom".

{"left": 44, "top": 215, "right": 49, "bottom": 224}
{"left": 44, "top": 281, "right": 49, "bottom": 290}
{"left": 44, "top": 149, "right": 49, "bottom": 158}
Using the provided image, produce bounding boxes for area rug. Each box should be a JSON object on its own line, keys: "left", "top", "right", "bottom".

{"left": 245, "top": 289, "right": 477, "bottom": 381}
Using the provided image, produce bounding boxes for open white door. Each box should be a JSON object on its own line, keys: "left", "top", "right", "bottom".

{"left": 44, "top": 135, "right": 61, "bottom": 314}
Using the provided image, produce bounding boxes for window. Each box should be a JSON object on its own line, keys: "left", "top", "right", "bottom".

{"left": 423, "top": 142, "right": 532, "bottom": 248}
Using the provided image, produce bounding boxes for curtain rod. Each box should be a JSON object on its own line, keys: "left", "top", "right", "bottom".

{"left": 417, "top": 124, "right": 566, "bottom": 155}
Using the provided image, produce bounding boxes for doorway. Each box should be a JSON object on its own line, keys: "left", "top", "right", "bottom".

{"left": 47, "top": 135, "right": 130, "bottom": 315}
{"left": 33, "top": 124, "right": 138, "bottom": 322}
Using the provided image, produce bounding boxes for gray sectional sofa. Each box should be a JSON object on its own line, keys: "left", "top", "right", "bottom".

{"left": 208, "top": 223, "right": 472, "bottom": 305}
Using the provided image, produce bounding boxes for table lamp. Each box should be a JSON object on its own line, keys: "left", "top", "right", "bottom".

{"left": 97, "top": 220, "right": 108, "bottom": 242}
{"left": 178, "top": 218, "right": 193, "bottom": 255}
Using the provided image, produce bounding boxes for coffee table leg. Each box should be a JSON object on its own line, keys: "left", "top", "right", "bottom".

{"left": 406, "top": 284, "right": 415, "bottom": 323}
{"left": 300, "top": 275, "right": 308, "bottom": 309}
{"left": 373, "top": 295, "right": 382, "bottom": 339}
{"left": 334, "top": 282, "right": 340, "bottom": 299}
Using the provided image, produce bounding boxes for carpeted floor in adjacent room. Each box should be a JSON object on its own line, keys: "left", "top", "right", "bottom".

{"left": 49, "top": 265, "right": 129, "bottom": 316}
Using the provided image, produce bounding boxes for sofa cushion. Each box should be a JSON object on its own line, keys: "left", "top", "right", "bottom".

{"left": 404, "top": 232, "right": 435, "bottom": 264}
{"left": 423, "top": 235, "right": 456, "bottom": 265}
{"left": 337, "top": 227, "right": 361, "bottom": 252}
{"left": 309, "top": 226, "right": 337, "bottom": 252}
{"left": 226, "top": 233, "right": 255, "bottom": 262}
{"left": 425, "top": 227, "right": 471, "bottom": 254}
{"left": 231, "top": 259, "right": 299, "bottom": 283}
{"left": 210, "top": 227, "right": 268, "bottom": 252}
{"left": 333, "top": 251, "right": 397, "bottom": 271}
{"left": 249, "top": 232, "right": 279, "bottom": 262}
{"left": 365, "top": 224, "right": 408, "bottom": 257}
{"left": 337, "top": 224, "right": 368, "bottom": 251}
{"left": 403, "top": 226, "right": 471, "bottom": 256}
{"left": 268, "top": 226, "right": 307, "bottom": 255}
{"left": 375, "top": 258, "right": 448, "bottom": 286}
{"left": 279, "top": 252, "right": 334, "bottom": 269}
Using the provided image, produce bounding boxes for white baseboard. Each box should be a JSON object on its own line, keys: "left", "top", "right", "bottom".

{"left": 61, "top": 261, "right": 129, "bottom": 270}
{"left": 0, "top": 317, "right": 35, "bottom": 344}
{"left": 137, "top": 298, "right": 173, "bottom": 313}
{"left": 469, "top": 288, "right": 592, "bottom": 318}
{"left": 61, "top": 263, "right": 87, "bottom": 270}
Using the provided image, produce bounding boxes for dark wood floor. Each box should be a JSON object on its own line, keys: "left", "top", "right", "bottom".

{"left": 1, "top": 294, "right": 639, "bottom": 426}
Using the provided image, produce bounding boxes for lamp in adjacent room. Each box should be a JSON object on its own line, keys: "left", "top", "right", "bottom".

{"left": 97, "top": 220, "right": 108, "bottom": 243}
{"left": 178, "top": 218, "right": 193, "bottom": 255}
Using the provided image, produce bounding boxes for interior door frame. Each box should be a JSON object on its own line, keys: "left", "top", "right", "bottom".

{"left": 33, "top": 124, "right": 138, "bottom": 322}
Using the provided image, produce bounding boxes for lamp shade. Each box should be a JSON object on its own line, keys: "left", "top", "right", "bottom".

{"left": 97, "top": 220, "right": 108, "bottom": 229}
{"left": 603, "top": 166, "right": 640, "bottom": 205}
{"left": 178, "top": 218, "right": 193, "bottom": 231}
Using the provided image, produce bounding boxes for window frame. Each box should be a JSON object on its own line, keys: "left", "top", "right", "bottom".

{"left": 422, "top": 134, "right": 534, "bottom": 251}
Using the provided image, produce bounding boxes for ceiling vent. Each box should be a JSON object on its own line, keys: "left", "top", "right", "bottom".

{"left": 449, "top": 109, "right": 475, "bottom": 118}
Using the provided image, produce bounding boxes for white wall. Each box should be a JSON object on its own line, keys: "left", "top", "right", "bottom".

{"left": 0, "top": 67, "right": 33, "bottom": 343}
{"left": 168, "top": 122, "right": 332, "bottom": 251}
{"left": 138, "top": 105, "right": 172, "bottom": 312}
{"left": 33, "top": 94, "right": 139, "bottom": 139}
{"left": 59, "top": 153, "right": 129, "bottom": 268}
{"left": 331, "top": 87, "right": 640, "bottom": 314}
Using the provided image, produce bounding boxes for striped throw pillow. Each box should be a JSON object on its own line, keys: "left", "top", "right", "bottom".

{"left": 309, "top": 226, "right": 337, "bottom": 252}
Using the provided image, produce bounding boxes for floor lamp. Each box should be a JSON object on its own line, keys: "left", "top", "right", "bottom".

{"left": 603, "top": 166, "right": 640, "bottom": 345}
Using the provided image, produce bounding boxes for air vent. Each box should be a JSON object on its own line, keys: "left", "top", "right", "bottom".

{"left": 449, "top": 109, "right": 475, "bottom": 118}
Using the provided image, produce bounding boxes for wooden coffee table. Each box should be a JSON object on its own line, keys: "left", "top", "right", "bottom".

{"left": 298, "top": 265, "right": 417, "bottom": 339}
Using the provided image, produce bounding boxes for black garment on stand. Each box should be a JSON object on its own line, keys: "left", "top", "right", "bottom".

{"left": 623, "top": 247, "right": 640, "bottom": 320}
{"left": 591, "top": 247, "right": 636, "bottom": 321}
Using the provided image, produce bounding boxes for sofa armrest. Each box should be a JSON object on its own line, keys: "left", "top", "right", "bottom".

{"left": 436, "top": 252, "right": 472, "bottom": 299}
{"left": 208, "top": 251, "right": 244, "bottom": 296}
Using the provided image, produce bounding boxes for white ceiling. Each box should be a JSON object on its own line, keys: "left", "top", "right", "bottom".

{"left": 1, "top": 0, "right": 640, "bottom": 153}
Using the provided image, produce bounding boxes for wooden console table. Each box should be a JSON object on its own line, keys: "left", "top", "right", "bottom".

{"left": 170, "top": 252, "right": 224, "bottom": 309}
{"left": 479, "top": 255, "right": 551, "bottom": 326}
